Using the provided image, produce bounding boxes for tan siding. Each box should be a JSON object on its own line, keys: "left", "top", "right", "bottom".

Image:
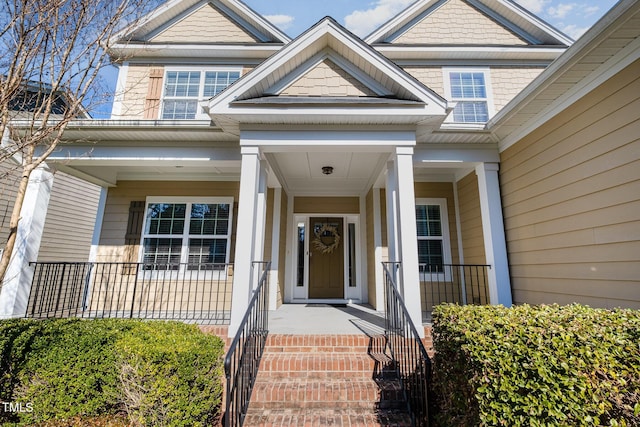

{"left": 293, "top": 197, "right": 360, "bottom": 214}
{"left": 456, "top": 172, "right": 486, "bottom": 264}
{"left": 491, "top": 67, "right": 546, "bottom": 114}
{"left": 393, "top": 0, "right": 528, "bottom": 45}
{"left": 152, "top": 3, "right": 258, "bottom": 43}
{"left": 414, "top": 182, "right": 460, "bottom": 265}
{"left": 97, "top": 181, "right": 240, "bottom": 262}
{"left": 38, "top": 173, "right": 101, "bottom": 262}
{"left": 402, "top": 67, "right": 445, "bottom": 98}
{"left": 281, "top": 59, "right": 377, "bottom": 97}
{"left": 0, "top": 161, "right": 20, "bottom": 245}
{"left": 120, "top": 64, "right": 152, "bottom": 119}
{"left": 277, "top": 191, "right": 288, "bottom": 308}
{"left": 500, "top": 59, "right": 640, "bottom": 309}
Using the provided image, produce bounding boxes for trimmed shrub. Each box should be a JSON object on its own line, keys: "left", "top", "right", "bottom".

{"left": 0, "top": 319, "right": 224, "bottom": 427}
{"left": 432, "top": 304, "right": 640, "bottom": 427}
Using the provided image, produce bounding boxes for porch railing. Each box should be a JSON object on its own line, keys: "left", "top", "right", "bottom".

{"left": 420, "top": 263, "right": 490, "bottom": 313}
{"left": 382, "top": 262, "right": 431, "bottom": 427}
{"left": 26, "top": 262, "right": 233, "bottom": 324}
{"left": 224, "top": 261, "right": 271, "bottom": 427}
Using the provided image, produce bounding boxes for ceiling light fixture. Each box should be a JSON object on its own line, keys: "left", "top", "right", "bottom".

{"left": 321, "top": 166, "right": 334, "bottom": 175}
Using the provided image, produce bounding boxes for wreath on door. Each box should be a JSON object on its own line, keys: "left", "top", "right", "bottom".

{"left": 312, "top": 223, "right": 341, "bottom": 254}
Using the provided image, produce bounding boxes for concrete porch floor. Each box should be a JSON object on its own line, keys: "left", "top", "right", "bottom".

{"left": 268, "top": 303, "right": 386, "bottom": 335}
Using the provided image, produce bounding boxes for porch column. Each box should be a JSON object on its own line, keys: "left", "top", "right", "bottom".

{"left": 268, "top": 188, "right": 282, "bottom": 311}
{"left": 0, "top": 165, "right": 54, "bottom": 318}
{"left": 475, "top": 163, "right": 512, "bottom": 306}
{"left": 229, "top": 147, "right": 266, "bottom": 336}
{"left": 385, "top": 161, "right": 399, "bottom": 265}
{"left": 88, "top": 186, "right": 108, "bottom": 262}
{"left": 253, "top": 160, "right": 268, "bottom": 290}
{"left": 392, "top": 147, "right": 423, "bottom": 336}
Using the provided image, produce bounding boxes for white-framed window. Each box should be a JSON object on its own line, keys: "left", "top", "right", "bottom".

{"left": 161, "top": 68, "right": 240, "bottom": 120}
{"left": 415, "top": 198, "right": 452, "bottom": 273}
{"left": 140, "top": 197, "right": 233, "bottom": 271}
{"left": 443, "top": 68, "right": 493, "bottom": 124}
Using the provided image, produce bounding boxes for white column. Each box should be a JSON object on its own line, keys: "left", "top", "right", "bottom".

{"left": 393, "top": 147, "right": 423, "bottom": 336}
{"left": 229, "top": 147, "right": 264, "bottom": 336}
{"left": 475, "top": 163, "right": 512, "bottom": 307}
{"left": 268, "top": 188, "right": 282, "bottom": 311}
{"left": 88, "top": 187, "right": 108, "bottom": 262}
{"left": 385, "top": 160, "right": 399, "bottom": 264}
{"left": 372, "top": 188, "right": 385, "bottom": 312}
{"left": 252, "top": 160, "right": 268, "bottom": 290}
{"left": 0, "top": 166, "right": 55, "bottom": 318}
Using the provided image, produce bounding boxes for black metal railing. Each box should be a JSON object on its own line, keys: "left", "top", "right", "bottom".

{"left": 382, "top": 262, "right": 431, "bottom": 427}
{"left": 26, "top": 262, "right": 233, "bottom": 323}
{"left": 420, "top": 263, "right": 490, "bottom": 313}
{"left": 224, "top": 261, "right": 271, "bottom": 427}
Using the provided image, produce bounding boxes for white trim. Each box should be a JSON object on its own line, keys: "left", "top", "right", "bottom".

{"left": 283, "top": 191, "right": 295, "bottom": 303}
{"left": 358, "top": 196, "right": 368, "bottom": 303}
{"left": 268, "top": 188, "right": 282, "bottom": 310}
{"left": 442, "top": 67, "right": 495, "bottom": 124}
{"left": 111, "top": 62, "right": 128, "bottom": 119}
{"left": 372, "top": 188, "right": 385, "bottom": 312}
{"left": 467, "top": 0, "right": 540, "bottom": 44}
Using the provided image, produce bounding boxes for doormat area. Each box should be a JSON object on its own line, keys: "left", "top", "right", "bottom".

{"left": 305, "top": 303, "right": 348, "bottom": 308}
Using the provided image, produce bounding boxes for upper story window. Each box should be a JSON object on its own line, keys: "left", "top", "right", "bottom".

{"left": 161, "top": 69, "right": 240, "bottom": 120}
{"left": 444, "top": 69, "right": 493, "bottom": 124}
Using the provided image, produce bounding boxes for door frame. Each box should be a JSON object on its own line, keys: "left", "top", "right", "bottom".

{"left": 287, "top": 213, "right": 362, "bottom": 303}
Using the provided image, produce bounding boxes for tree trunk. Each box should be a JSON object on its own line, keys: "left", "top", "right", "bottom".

{"left": 0, "top": 163, "right": 34, "bottom": 286}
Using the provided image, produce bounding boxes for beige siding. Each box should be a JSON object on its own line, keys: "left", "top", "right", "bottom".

{"left": 491, "top": 67, "right": 546, "bottom": 113}
{"left": 415, "top": 182, "right": 461, "bottom": 265}
{"left": 0, "top": 161, "right": 20, "bottom": 245}
{"left": 38, "top": 173, "right": 101, "bottom": 262}
{"left": 152, "top": 3, "right": 258, "bottom": 43}
{"left": 120, "top": 64, "right": 152, "bottom": 119}
{"left": 293, "top": 197, "right": 360, "bottom": 214}
{"left": 456, "top": 172, "right": 486, "bottom": 265}
{"left": 281, "top": 59, "right": 377, "bottom": 97}
{"left": 402, "top": 67, "right": 445, "bottom": 98}
{"left": 97, "top": 181, "right": 240, "bottom": 262}
{"left": 500, "top": 59, "right": 640, "bottom": 309}
{"left": 393, "top": 0, "right": 528, "bottom": 45}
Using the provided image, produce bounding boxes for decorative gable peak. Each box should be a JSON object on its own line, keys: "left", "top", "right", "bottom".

{"left": 366, "top": 0, "right": 573, "bottom": 46}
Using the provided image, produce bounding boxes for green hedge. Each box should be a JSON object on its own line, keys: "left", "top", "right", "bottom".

{"left": 431, "top": 304, "right": 640, "bottom": 427}
{"left": 0, "top": 319, "right": 224, "bottom": 427}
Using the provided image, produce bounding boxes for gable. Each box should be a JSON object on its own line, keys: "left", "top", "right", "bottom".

{"left": 393, "top": 0, "right": 528, "bottom": 45}
{"left": 280, "top": 59, "right": 378, "bottom": 97}
{"left": 151, "top": 3, "right": 259, "bottom": 43}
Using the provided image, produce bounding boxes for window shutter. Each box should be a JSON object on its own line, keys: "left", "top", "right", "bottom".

{"left": 123, "top": 201, "right": 145, "bottom": 270}
{"left": 143, "top": 67, "right": 164, "bottom": 119}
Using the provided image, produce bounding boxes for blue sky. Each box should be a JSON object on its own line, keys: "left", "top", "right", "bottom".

{"left": 243, "top": 0, "right": 619, "bottom": 40}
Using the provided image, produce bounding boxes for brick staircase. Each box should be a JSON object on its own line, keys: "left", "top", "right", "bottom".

{"left": 243, "top": 334, "right": 413, "bottom": 426}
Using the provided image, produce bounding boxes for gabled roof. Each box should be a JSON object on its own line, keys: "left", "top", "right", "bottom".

{"left": 365, "top": 0, "right": 572, "bottom": 46}
{"left": 206, "top": 17, "right": 449, "bottom": 133}
{"left": 489, "top": 0, "right": 640, "bottom": 151}
{"left": 108, "top": 0, "right": 290, "bottom": 59}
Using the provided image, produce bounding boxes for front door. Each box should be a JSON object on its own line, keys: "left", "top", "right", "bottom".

{"left": 308, "top": 217, "right": 344, "bottom": 299}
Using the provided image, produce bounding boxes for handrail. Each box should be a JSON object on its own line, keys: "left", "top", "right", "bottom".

{"left": 382, "top": 262, "right": 431, "bottom": 427}
{"left": 223, "top": 261, "right": 271, "bottom": 427}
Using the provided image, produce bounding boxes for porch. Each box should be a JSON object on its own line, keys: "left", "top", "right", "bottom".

{"left": 23, "top": 260, "right": 490, "bottom": 326}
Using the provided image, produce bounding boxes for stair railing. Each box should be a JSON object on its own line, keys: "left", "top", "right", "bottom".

{"left": 382, "top": 262, "right": 431, "bottom": 427}
{"left": 223, "top": 261, "right": 271, "bottom": 427}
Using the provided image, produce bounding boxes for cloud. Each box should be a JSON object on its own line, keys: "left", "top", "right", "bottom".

{"left": 513, "top": 0, "right": 550, "bottom": 14}
{"left": 344, "top": 0, "right": 416, "bottom": 38}
{"left": 562, "top": 24, "right": 589, "bottom": 39}
{"left": 547, "top": 3, "right": 576, "bottom": 19}
{"left": 581, "top": 5, "right": 599, "bottom": 17}
{"left": 265, "top": 14, "right": 294, "bottom": 31}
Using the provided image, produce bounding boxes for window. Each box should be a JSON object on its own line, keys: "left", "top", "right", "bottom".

{"left": 141, "top": 197, "right": 233, "bottom": 270}
{"left": 161, "top": 69, "right": 240, "bottom": 120}
{"left": 415, "top": 199, "right": 451, "bottom": 273}
{"left": 444, "top": 69, "right": 492, "bottom": 123}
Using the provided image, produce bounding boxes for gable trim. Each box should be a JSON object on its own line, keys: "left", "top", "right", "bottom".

{"left": 467, "top": 0, "right": 540, "bottom": 44}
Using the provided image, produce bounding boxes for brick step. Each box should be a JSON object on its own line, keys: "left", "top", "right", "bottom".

{"left": 243, "top": 408, "right": 412, "bottom": 427}
{"left": 264, "top": 334, "right": 386, "bottom": 353}
{"left": 257, "top": 352, "right": 382, "bottom": 379}
{"left": 249, "top": 378, "right": 405, "bottom": 410}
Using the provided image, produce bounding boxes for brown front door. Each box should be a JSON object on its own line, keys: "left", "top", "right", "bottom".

{"left": 308, "top": 217, "right": 344, "bottom": 299}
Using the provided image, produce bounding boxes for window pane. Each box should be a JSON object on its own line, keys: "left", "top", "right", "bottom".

{"left": 143, "top": 238, "right": 182, "bottom": 267}
{"left": 164, "top": 71, "right": 200, "bottom": 97}
{"left": 161, "top": 100, "right": 198, "bottom": 120}
{"left": 188, "top": 238, "right": 227, "bottom": 264}
{"left": 418, "top": 240, "right": 444, "bottom": 270}
{"left": 203, "top": 71, "right": 240, "bottom": 97}
{"left": 146, "top": 203, "right": 186, "bottom": 234}
{"left": 416, "top": 205, "right": 442, "bottom": 237}
{"left": 189, "top": 203, "right": 230, "bottom": 236}
{"left": 452, "top": 101, "right": 488, "bottom": 123}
